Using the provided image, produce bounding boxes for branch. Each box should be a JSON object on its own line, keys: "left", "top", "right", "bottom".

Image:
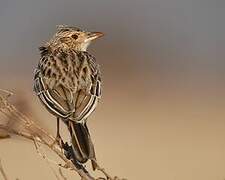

{"left": 0, "top": 90, "right": 126, "bottom": 180}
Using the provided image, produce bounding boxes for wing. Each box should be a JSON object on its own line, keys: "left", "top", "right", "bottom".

{"left": 34, "top": 47, "right": 102, "bottom": 121}
{"left": 72, "top": 51, "right": 102, "bottom": 121}
{"left": 34, "top": 65, "right": 74, "bottom": 118}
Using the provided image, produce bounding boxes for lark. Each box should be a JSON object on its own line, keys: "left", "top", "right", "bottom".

{"left": 33, "top": 25, "right": 103, "bottom": 170}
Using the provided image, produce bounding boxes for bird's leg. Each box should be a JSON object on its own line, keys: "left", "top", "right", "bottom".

{"left": 56, "top": 117, "right": 61, "bottom": 141}
{"left": 51, "top": 118, "right": 64, "bottom": 150}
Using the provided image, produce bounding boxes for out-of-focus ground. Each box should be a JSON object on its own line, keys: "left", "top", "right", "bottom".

{"left": 1, "top": 0, "right": 225, "bottom": 179}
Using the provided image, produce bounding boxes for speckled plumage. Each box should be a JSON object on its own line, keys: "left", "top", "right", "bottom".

{"left": 34, "top": 47, "right": 101, "bottom": 119}
{"left": 33, "top": 26, "right": 103, "bottom": 169}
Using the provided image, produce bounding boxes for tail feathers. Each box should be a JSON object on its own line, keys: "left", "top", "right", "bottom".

{"left": 68, "top": 121, "right": 97, "bottom": 170}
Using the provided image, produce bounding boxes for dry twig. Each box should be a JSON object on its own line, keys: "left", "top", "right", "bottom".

{"left": 0, "top": 90, "right": 126, "bottom": 180}
{"left": 0, "top": 159, "right": 8, "bottom": 180}
{"left": 59, "top": 168, "right": 67, "bottom": 180}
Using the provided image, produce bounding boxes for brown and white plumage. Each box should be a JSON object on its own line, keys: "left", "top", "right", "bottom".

{"left": 33, "top": 26, "right": 103, "bottom": 169}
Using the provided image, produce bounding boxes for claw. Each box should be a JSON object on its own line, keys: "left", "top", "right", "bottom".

{"left": 50, "top": 135, "right": 65, "bottom": 152}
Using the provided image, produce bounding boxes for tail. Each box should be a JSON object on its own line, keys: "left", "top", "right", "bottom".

{"left": 68, "top": 120, "right": 97, "bottom": 170}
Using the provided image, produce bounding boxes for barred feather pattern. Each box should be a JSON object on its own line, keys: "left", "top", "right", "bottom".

{"left": 33, "top": 46, "right": 101, "bottom": 167}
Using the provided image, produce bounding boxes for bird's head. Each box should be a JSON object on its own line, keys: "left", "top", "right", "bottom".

{"left": 49, "top": 25, "right": 104, "bottom": 51}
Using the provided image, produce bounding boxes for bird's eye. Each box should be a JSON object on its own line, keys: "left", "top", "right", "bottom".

{"left": 71, "top": 34, "right": 78, "bottom": 40}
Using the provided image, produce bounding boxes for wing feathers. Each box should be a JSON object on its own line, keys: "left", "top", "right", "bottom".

{"left": 34, "top": 50, "right": 101, "bottom": 121}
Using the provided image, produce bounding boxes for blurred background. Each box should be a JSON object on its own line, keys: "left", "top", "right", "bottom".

{"left": 0, "top": 0, "right": 225, "bottom": 179}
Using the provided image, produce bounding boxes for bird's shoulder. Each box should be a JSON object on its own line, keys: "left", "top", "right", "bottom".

{"left": 38, "top": 46, "right": 100, "bottom": 76}
{"left": 35, "top": 46, "right": 101, "bottom": 94}
{"left": 35, "top": 46, "right": 79, "bottom": 90}
{"left": 72, "top": 51, "right": 101, "bottom": 97}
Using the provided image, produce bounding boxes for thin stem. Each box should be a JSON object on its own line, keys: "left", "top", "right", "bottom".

{"left": 0, "top": 159, "right": 8, "bottom": 180}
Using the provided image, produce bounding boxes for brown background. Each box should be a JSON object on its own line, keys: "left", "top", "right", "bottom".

{"left": 0, "top": 0, "right": 225, "bottom": 179}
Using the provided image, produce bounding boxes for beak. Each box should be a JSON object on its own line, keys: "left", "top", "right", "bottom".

{"left": 86, "top": 32, "right": 104, "bottom": 41}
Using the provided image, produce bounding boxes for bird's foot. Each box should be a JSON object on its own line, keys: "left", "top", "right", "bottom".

{"left": 62, "top": 143, "right": 84, "bottom": 170}
{"left": 62, "top": 142, "right": 73, "bottom": 159}
{"left": 50, "top": 135, "right": 65, "bottom": 152}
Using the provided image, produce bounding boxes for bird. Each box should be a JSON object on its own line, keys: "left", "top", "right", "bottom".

{"left": 33, "top": 25, "right": 103, "bottom": 170}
